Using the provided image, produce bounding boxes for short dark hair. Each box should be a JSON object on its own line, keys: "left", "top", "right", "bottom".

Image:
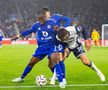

{"left": 57, "top": 28, "right": 69, "bottom": 41}
{"left": 38, "top": 7, "right": 50, "bottom": 14}
{"left": 37, "top": 7, "right": 50, "bottom": 23}
{"left": 41, "top": 7, "right": 50, "bottom": 12}
{"left": 37, "top": 7, "right": 50, "bottom": 16}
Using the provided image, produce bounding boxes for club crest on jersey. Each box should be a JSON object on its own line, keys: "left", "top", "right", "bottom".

{"left": 38, "top": 27, "right": 41, "bottom": 30}
{"left": 42, "top": 31, "right": 48, "bottom": 37}
{"left": 47, "top": 25, "right": 51, "bottom": 29}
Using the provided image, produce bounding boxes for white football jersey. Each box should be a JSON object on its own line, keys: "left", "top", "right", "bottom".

{"left": 63, "top": 26, "right": 81, "bottom": 49}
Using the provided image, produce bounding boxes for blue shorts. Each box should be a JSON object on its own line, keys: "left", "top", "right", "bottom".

{"left": 33, "top": 44, "right": 64, "bottom": 60}
{"left": 69, "top": 43, "right": 85, "bottom": 59}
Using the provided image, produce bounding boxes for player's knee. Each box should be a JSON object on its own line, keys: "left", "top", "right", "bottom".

{"left": 48, "top": 64, "right": 51, "bottom": 68}
{"left": 28, "top": 57, "right": 40, "bottom": 67}
{"left": 48, "top": 61, "right": 53, "bottom": 68}
{"left": 28, "top": 61, "right": 36, "bottom": 68}
{"left": 80, "top": 54, "right": 90, "bottom": 65}
{"left": 53, "top": 56, "right": 60, "bottom": 64}
{"left": 54, "top": 56, "right": 60, "bottom": 63}
{"left": 48, "top": 63, "right": 54, "bottom": 69}
{"left": 82, "top": 59, "right": 90, "bottom": 66}
{"left": 51, "top": 53, "right": 60, "bottom": 64}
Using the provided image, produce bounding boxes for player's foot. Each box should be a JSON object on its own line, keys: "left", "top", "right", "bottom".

{"left": 50, "top": 80, "right": 55, "bottom": 85}
{"left": 49, "top": 76, "right": 58, "bottom": 85}
{"left": 97, "top": 69, "right": 105, "bottom": 82}
{"left": 12, "top": 77, "right": 24, "bottom": 83}
{"left": 63, "top": 78, "right": 67, "bottom": 85}
{"left": 59, "top": 82, "right": 66, "bottom": 88}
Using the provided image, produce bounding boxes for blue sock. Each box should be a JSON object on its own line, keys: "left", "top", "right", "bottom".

{"left": 21, "top": 66, "right": 32, "bottom": 79}
{"left": 50, "top": 66, "right": 54, "bottom": 73}
{"left": 59, "top": 61, "right": 65, "bottom": 78}
{"left": 55, "top": 64, "right": 63, "bottom": 82}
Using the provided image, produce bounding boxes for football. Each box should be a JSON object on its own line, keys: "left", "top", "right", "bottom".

{"left": 35, "top": 75, "right": 47, "bottom": 86}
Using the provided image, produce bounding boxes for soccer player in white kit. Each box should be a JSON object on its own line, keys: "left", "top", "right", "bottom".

{"left": 51, "top": 26, "right": 105, "bottom": 84}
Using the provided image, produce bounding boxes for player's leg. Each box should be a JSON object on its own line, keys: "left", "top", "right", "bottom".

{"left": 56, "top": 44, "right": 66, "bottom": 81}
{"left": 50, "top": 52, "right": 65, "bottom": 88}
{"left": 48, "top": 59, "right": 55, "bottom": 73}
{"left": 12, "top": 47, "right": 46, "bottom": 83}
{"left": 21, "top": 56, "right": 40, "bottom": 79}
{"left": 50, "top": 45, "right": 67, "bottom": 85}
{"left": 79, "top": 54, "right": 105, "bottom": 82}
{"left": 50, "top": 52, "right": 67, "bottom": 85}
{"left": 58, "top": 52, "right": 66, "bottom": 84}
{"left": 72, "top": 43, "right": 105, "bottom": 82}
{"left": 49, "top": 63, "right": 57, "bottom": 85}
{"left": 48, "top": 47, "right": 69, "bottom": 73}
{"left": 48, "top": 59, "right": 57, "bottom": 85}
{"left": 12, "top": 56, "right": 41, "bottom": 82}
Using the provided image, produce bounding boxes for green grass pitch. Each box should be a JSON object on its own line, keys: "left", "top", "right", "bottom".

{"left": 0, "top": 45, "right": 108, "bottom": 90}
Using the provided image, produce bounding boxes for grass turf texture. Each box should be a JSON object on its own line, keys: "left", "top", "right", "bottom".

{"left": 0, "top": 45, "right": 108, "bottom": 90}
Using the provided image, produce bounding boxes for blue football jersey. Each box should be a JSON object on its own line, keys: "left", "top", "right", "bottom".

{"left": 50, "top": 14, "right": 71, "bottom": 27}
{"left": 21, "top": 19, "right": 57, "bottom": 48}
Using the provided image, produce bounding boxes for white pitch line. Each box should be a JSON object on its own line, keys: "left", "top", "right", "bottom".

{"left": 0, "top": 84, "right": 108, "bottom": 88}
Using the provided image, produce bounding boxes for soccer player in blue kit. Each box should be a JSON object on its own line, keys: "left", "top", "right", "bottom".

{"left": 0, "top": 29, "right": 4, "bottom": 48}
{"left": 11, "top": 9, "right": 67, "bottom": 88}
{"left": 40, "top": 7, "right": 72, "bottom": 85}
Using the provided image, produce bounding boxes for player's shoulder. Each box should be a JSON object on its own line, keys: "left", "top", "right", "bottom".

{"left": 46, "top": 19, "right": 56, "bottom": 24}
{"left": 65, "top": 26, "right": 75, "bottom": 30}
{"left": 51, "top": 14, "right": 62, "bottom": 19}
{"left": 52, "top": 14, "right": 62, "bottom": 17}
{"left": 32, "top": 21, "right": 40, "bottom": 26}
{"left": 65, "top": 26, "right": 79, "bottom": 33}
{"left": 30, "top": 21, "right": 40, "bottom": 29}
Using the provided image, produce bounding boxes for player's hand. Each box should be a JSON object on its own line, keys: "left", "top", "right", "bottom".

{"left": 53, "top": 25, "right": 59, "bottom": 31}
{"left": 11, "top": 35, "right": 21, "bottom": 41}
{"left": 85, "top": 39, "right": 91, "bottom": 51}
{"left": 11, "top": 36, "right": 19, "bottom": 41}
{"left": 63, "top": 47, "right": 70, "bottom": 60}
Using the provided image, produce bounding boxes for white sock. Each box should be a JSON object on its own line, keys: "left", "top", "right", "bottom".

{"left": 51, "top": 68, "right": 56, "bottom": 81}
{"left": 90, "top": 62, "right": 99, "bottom": 72}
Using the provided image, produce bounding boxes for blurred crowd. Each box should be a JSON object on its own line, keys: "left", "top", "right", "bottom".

{"left": 0, "top": 0, "right": 108, "bottom": 38}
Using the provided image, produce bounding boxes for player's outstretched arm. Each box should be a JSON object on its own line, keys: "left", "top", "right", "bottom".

{"left": 61, "top": 16, "right": 71, "bottom": 27}
{"left": 81, "top": 26, "right": 91, "bottom": 51}
{"left": 11, "top": 35, "right": 22, "bottom": 41}
{"left": 51, "top": 14, "right": 71, "bottom": 27}
{"left": 11, "top": 22, "right": 38, "bottom": 41}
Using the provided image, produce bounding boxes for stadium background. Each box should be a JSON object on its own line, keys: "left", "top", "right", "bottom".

{"left": 0, "top": 0, "right": 108, "bottom": 38}
{"left": 0, "top": 0, "right": 108, "bottom": 90}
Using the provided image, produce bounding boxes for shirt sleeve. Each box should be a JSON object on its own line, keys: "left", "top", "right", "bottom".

{"left": 51, "top": 14, "right": 72, "bottom": 27}
{"left": 81, "top": 26, "right": 90, "bottom": 40}
{"left": 21, "top": 23, "right": 38, "bottom": 36}
{"left": 60, "top": 15, "right": 72, "bottom": 27}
